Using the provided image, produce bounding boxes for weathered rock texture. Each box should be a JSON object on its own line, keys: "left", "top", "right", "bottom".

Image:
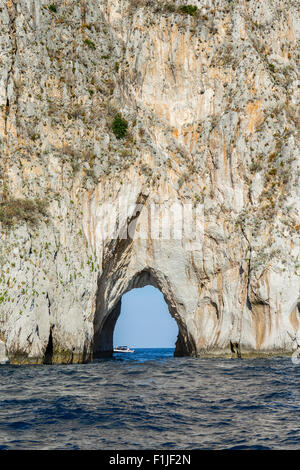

{"left": 0, "top": 0, "right": 299, "bottom": 363}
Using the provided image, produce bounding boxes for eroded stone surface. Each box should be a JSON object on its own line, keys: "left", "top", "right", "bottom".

{"left": 0, "top": 340, "right": 9, "bottom": 364}
{"left": 0, "top": 0, "right": 299, "bottom": 363}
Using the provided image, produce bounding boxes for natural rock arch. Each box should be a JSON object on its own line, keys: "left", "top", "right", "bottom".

{"left": 92, "top": 269, "right": 196, "bottom": 358}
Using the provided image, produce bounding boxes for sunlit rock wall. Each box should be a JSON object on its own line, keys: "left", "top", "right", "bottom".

{"left": 0, "top": 0, "right": 299, "bottom": 363}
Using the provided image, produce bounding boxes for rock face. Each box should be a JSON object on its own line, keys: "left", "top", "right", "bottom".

{"left": 0, "top": 340, "right": 9, "bottom": 364}
{"left": 0, "top": 0, "right": 299, "bottom": 364}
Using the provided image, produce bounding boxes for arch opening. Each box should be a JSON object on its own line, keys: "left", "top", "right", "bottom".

{"left": 92, "top": 269, "right": 196, "bottom": 359}
{"left": 113, "top": 285, "right": 179, "bottom": 351}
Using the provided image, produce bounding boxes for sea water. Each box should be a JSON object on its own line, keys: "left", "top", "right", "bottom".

{"left": 0, "top": 348, "right": 299, "bottom": 449}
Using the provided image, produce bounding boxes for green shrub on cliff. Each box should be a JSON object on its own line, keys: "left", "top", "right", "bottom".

{"left": 178, "top": 5, "right": 198, "bottom": 16}
{"left": 83, "top": 38, "right": 96, "bottom": 50}
{"left": 48, "top": 4, "right": 57, "bottom": 13}
{"left": 0, "top": 198, "right": 48, "bottom": 229}
{"left": 112, "top": 114, "right": 128, "bottom": 139}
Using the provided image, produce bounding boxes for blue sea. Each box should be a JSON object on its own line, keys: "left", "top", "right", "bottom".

{"left": 0, "top": 348, "right": 300, "bottom": 450}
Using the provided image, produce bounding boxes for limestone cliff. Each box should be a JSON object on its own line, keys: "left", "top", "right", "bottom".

{"left": 0, "top": 0, "right": 299, "bottom": 364}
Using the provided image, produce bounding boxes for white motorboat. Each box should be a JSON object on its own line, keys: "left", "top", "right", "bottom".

{"left": 113, "top": 346, "right": 135, "bottom": 353}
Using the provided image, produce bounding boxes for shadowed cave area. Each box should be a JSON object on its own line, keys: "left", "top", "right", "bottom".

{"left": 93, "top": 270, "right": 195, "bottom": 359}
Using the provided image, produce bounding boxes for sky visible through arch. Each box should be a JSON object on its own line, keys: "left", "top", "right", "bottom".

{"left": 113, "top": 285, "right": 178, "bottom": 348}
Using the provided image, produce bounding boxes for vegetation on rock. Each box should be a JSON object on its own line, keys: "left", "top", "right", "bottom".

{"left": 83, "top": 38, "right": 96, "bottom": 50}
{"left": 48, "top": 4, "right": 57, "bottom": 13}
{"left": 178, "top": 5, "right": 198, "bottom": 16}
{"left": 0, "top": 198, "right": 48, "bottom": 229}
{"left": 112, "top": 114, "right": 128, "bottom": 139}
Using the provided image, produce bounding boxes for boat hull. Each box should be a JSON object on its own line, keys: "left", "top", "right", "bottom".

{"left": 113, "top": 349, "right": 135, "bottom": 353}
